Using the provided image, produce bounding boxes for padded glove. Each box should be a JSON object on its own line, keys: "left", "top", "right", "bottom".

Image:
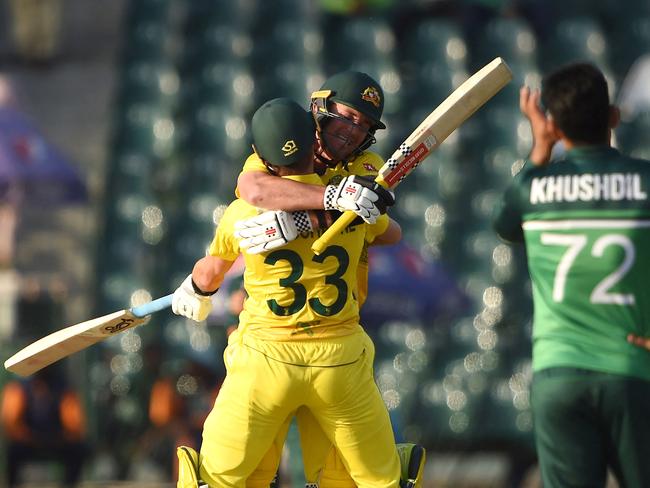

{"left": 323, "top": 175, "right": 395, "bottom": 224}
{"left": 234, "top": 210, "right": 313, "bottom": 254}
{"left": 172, "top": 274, "right": 213, "bottom": 322}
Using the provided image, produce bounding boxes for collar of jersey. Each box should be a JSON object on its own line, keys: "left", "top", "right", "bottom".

{"left": 283, "top": 173, "right": 323, "bottom": 185}
{"left": 565, "top": 145, "right": 619, "bottom": 160}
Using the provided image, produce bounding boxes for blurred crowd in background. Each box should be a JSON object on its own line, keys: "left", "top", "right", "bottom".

{"left": 0, "top": 0, "right": 649, "bottom": 486}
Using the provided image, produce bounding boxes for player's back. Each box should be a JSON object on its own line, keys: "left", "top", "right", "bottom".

{"left": 510, "top": 147, "right": 650, "bottom": 379}
{"left": 211, "top": 189, "right": 383, "bottom": 342}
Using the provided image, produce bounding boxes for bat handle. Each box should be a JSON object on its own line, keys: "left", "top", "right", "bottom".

{"left": 131, "top": 294, "right": 173, "bottom": 318}
{"left": 311, "top": 211, "right": 357, "bottom": 255}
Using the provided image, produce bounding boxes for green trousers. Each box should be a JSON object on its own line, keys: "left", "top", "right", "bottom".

{"left": 531, "top": 367, "right": 650, "bottom": 488}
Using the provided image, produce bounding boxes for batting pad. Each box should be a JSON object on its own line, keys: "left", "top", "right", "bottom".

{"left": 177, "top": 446, "right": 201, "bottom": 488}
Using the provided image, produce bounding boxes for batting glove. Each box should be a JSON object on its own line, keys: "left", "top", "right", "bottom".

{"left": 234, "top": 210, "right": 313, "bottom": 254}
{"left": 172, "top": 274, "right": 214, "bottom": 322}
{"left": 324, "top": 175, "right": 395, "bottom": 224}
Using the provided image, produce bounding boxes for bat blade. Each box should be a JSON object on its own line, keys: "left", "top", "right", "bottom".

{"left": 378, "top": 57, "right": 512, "bottom": 189}
{"left": 4, "top": 309, "right": 146, "bottom": 376}
{"left": 311, "top": 57, "right": 512, "bottom": 255}
{"left": 4, "top": 294, "right": 173, "bottom": 377}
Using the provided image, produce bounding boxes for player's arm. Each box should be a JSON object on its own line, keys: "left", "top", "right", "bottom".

{"left": 172, "top": 255, "right": 235, "bottom": 322}
{"left": 238, "top": 170, "right": 326, "bottom": 211}
{"left": 627, "top": 334, "right": 650, "bottom": 351}
{"left": 238, "top": 148, "right": 394, "bottom": 214}
{"left": 235, "top": 205, "right": 398, "bottom": 255}
{"left": 520, "top": 86, "right": 560, "bottom": 166}
{"left": 493, "top": 196, "right": 524, "bottom": 243}
{"left": 235, "top": 180, "right": 395, "bottom": 254}
{"left": 239, "top": 169, "right": 394, "bottom": 220}
{"left": 371, "top": 218, "right": 401, "bottom": 246}
{"left": 492, "top": 165, "right": 528, "bottom": 244}
{"left": 192, "top": 255, "right": 235, "bottom": 294}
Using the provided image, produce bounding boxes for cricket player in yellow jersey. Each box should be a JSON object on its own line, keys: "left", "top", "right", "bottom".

{"left": 173, "top": 98, "right": 402, "bottom": 487}
{"left": 231, "top": 73, "right": 425, "bottom": 487}
{"left": 236, "top": 71, "right": 393, "bottom": 307}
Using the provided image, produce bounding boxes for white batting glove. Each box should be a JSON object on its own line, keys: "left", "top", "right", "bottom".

{"left": 172, "top": 274, "right": 213, "bottom": 322}
{"left": 324, "top": 175, "right": 395, "bottom": 224}
{"left": 234, "top": 210, "right": 313, "bottom": 254}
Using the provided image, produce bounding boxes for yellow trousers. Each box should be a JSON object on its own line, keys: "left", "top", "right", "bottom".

{"left": 199, "top": 332, "right": 400, "bottom": 488}
{"left": 253, "top": 333, "right": 378, "bottom": 486}
{"left": 249, "top": 407, "right": 356, "bottom": 487}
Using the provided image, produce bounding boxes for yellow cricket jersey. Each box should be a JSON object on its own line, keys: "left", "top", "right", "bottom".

{"left": 210, "top": 174, "right": 388, "bottom": 342}
{"left": 236, "top": 150, "right": 388, "bottom": 306}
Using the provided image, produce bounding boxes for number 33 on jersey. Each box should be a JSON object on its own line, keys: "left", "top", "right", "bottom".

{"left": 209, "top": 176, "right": 388, "bottom": 341}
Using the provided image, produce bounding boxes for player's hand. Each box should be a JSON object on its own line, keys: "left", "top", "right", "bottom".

{"left": 627, "top": 333, "right": 650, "bottom": 351}
{"left": 172, "top": 274, "right": 213, "bottom": 322}
{"left": 324, "top": 175, "right": 395, "bottom": 224}
{"left": 234, "top": 210, "right": 313, "bottom": 254}
{"left": 363, "top": 176, "right": 396, "bottom": 214}
{"left": 520, "top": 85, "right": 558, "bottom": 166}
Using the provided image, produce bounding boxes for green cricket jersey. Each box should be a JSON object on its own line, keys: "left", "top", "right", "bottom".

{"left": 493, "top": 146, "right": 650, "bottom": 381}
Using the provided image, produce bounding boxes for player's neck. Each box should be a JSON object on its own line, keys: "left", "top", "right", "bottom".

{"left": 314, "top": 151, "right": 337, "bottom": 170}
{"left": 562, "top": 138, "right": 610, "bottom": 151}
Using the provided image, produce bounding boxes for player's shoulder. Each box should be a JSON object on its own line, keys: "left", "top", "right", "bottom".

{"left": 346, "top": 150, "right": 384, "bottom": 175}
{"left": 220, "top": 198, "right": 257, "bottom": 225}
{"left": 242, "top": 152, "right": 266, "bottom": 173}
{"left": 230, "top": 198, "right": 257, "bottom": 214}
{"left": 236, "top": 152, "right": 269, "bottom": 197}
{"left": 617, "top": 152, "right": 650, "bottom": 172}
{"left": 511, "top": 158, "right": 556, "bottom": 183}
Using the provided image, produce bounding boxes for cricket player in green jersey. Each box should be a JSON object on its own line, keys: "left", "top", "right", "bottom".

{"left": 493, "top": 63, "right": 650, "bottom": 487}
{"left": 172, "top": 98, "right": 402, "bottom": 487}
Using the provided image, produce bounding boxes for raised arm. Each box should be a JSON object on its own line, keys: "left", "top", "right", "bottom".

{"left": 520, "top": 86, "right": 560, "bottom": 166}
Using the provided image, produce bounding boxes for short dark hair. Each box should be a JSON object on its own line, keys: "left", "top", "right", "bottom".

{"left": 541, "top": 63, "right": 610, "bottom": 144}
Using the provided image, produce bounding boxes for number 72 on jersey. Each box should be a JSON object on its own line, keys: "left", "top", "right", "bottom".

{"left": 524, "top": 220, "right": 641, "bottom": 305}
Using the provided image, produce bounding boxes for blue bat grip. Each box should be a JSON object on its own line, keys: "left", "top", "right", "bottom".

{"left": 131, "top": 294, "right": 173, "bottom": 318}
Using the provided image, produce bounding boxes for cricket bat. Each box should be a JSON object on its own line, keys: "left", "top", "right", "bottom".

{"left": 4, "top": 294, "right": 173, "bottom": 377}
{"left": 312, "top": 57, "right": 513, "bottom": 255}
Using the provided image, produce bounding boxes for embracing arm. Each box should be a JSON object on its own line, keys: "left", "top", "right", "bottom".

{"left": 371, "top": 218, "right": 402, "bottom": 246}
{"left": 237, "top": 171, "right": 326, "bottom": 210}
{"left": 235, "top": 170, "right": 397, "bottom": 254}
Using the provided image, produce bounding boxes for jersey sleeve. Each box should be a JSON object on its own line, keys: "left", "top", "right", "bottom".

{"left": 364, "top": 213, "right": 390, "bottom": 244}
{"left": 240, "top": 152, "right": 267, "bottom": 174}
{"left": 492, "top": 163, "right": 531, "bottom": 243}
{"left": 234, "top": 152, "right": 269, "bottom": 198}
{"left": 208, "top": 201, "right": 250, "bottom": 260}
